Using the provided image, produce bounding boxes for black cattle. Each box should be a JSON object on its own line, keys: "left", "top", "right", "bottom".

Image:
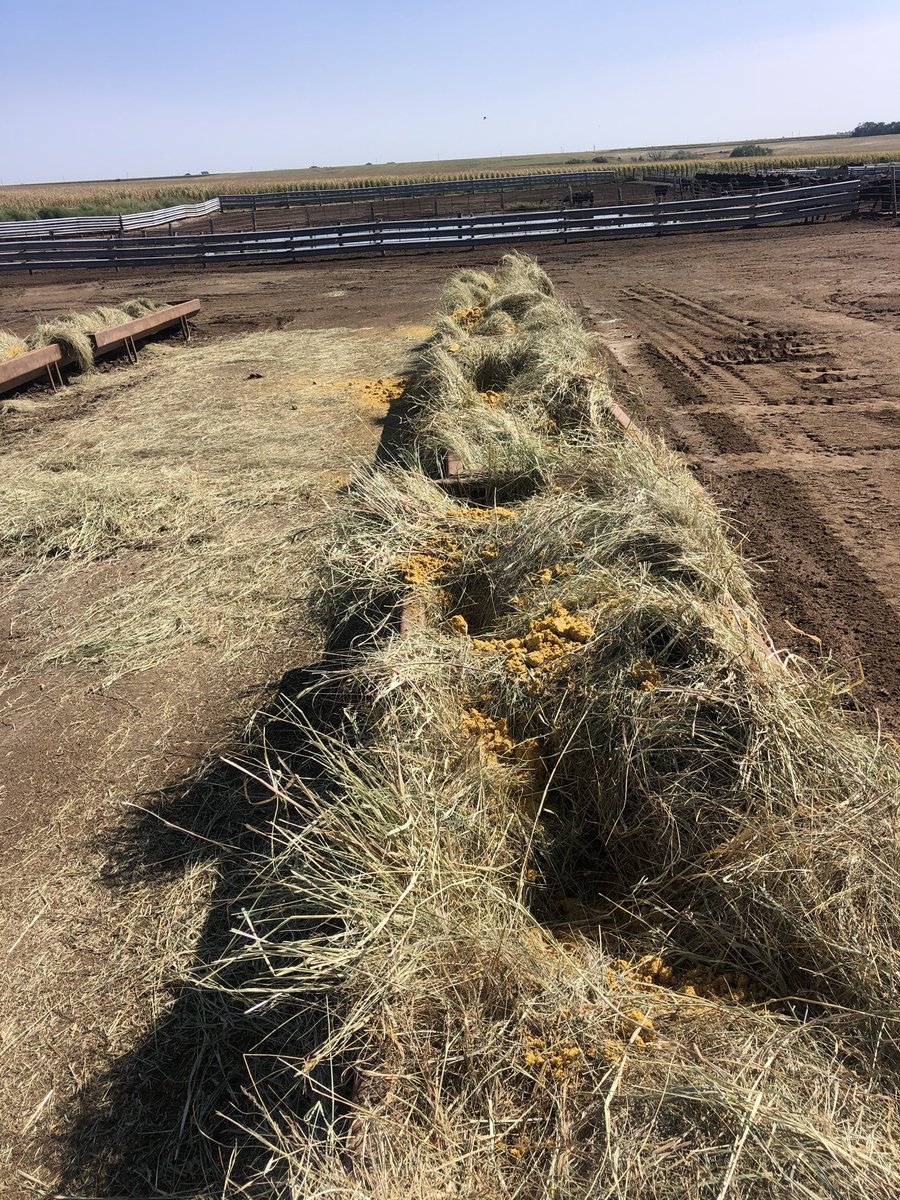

{"left": 568, "top": 190, "right": 594, "bottom": 207}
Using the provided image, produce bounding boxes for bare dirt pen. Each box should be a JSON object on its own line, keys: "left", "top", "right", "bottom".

{"left": 0, "top": 220, "right": 898, "bottom": 1194}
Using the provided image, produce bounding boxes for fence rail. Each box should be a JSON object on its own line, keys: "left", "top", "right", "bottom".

{"left": 0, "top": 198, "right": 221, "bottom": 242}
{"left": 0, "top": 300, "right": 200, "bottom": 396}
{"left": 219, "top": 170, "right": 618, "bottom": 209}
{"left": 0, "top": 183, "right": 860, "bottom": 273}
{"left": 0, "top": 344, "right": 68, "bottom": 396}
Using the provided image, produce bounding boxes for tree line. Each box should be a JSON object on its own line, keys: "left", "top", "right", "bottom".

{"left": 852, "top": 121, "right": 900, "bottom": 137}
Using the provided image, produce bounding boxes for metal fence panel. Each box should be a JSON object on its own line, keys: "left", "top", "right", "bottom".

{"left": 0, "top": 198, "right": 221, "bottom": 242}
{"left": 0, "top": 183, "right": 860, "bottom": 272}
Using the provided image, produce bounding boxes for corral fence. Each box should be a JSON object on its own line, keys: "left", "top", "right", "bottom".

{"left": 0, "top": 182, "right": 860, "bottom": 273}
{"left": 219, "top": 170, "right": 618, "bottom": 209}
{"left": 850, "top": 164, "right": 899, "bottom": 216}
{"left": 0, "top": 198, "right": 221, "bottom": 242}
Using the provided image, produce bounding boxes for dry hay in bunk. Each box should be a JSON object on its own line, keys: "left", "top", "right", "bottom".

{"left": 25, "top": 298, "right": 161, "bottom": 372}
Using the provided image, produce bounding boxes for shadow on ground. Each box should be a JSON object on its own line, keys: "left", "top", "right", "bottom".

{"left": 56, "top": 384, "right": 419, "bottom": 1197}
{"left": 57, "top": 662, "right": 344, "bottom": 1196}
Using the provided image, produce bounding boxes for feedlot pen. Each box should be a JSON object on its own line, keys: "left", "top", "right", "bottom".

{"left": 0, "top": 218, "right": 899, "bottom": 1197}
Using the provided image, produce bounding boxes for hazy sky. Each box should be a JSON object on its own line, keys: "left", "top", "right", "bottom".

{"left": 3, "top": 0, "right": 899, "bottom": 184}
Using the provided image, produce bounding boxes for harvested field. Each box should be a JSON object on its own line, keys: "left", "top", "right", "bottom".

{"left": 2, "top": 130, "right": 898, "bottom": 219}
{"left": 0, "top": 219, "right": 898, "bottom": 1196}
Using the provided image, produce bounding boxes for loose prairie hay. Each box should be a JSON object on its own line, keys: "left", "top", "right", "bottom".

{"left": 476, "top": 308, "right": 517, "bottom": 336}
{"left": 482, "top": 434, "right": 760, "bottom": 611}
{"left": 0, "top": 328, "right": 28, "bottom": 359}
{"left": 27, "top": 315, "right": 96, "bottom": 373}
{"left": 493, "top": 251, "right": 555, "bottom": 296}
{"left": 118, "top": 297, "right": 161, "bottom": 319}
{"left": 0, "top": 396, "right": 64, "bottom": 416}
{"left": 25, "top": 299, "right": 163, "bottom": 372}
{"left": 459, "top": 576, "right": 900, "bottom": 1044}
{"left": 0, "top": 328, "right": 405, "bottom": 684}
{"left": 436, "top": 268, "right": 495, "bottom": 316}
{"left": 480, "top": 287, "right": 551, "bottom": 323}
{"left": 136, "top": 256, "right": 900, "bottom": 1198}
{"left": 427, "top": 403, "right": 555, "bottom": 480}
{"left": 321, "top": 466, "right": 515, "bottom": 632}
{"left": 197, "top": 660, "right": 900, "bottom": 1199}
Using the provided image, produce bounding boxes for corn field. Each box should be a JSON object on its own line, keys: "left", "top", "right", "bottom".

{"left": 2, "top": 150, "right": 898, "bottom": 221}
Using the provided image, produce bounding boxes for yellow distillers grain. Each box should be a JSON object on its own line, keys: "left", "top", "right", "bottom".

{"left": 460, "top": 707, "right": 516, "bottom": 758}
{"left": 450, "top": 305, "right": 486, "bottom": 330}
{"left": 606, "top": 955, "right": 765, "bottom": 1006}
{"left": 473, "top": 599, "right": 592, "bottom": 678}
{"left": 0, "top": 331, "right": 27, "bottom": 360}
{"left": 630, "top": 657, "right": 664, "bottom": 690}
{"left": 394, "top": 532, "right": 462, "bottom": 586}
{"left": 396, "top": 507, "right": 516, "bottom": 588}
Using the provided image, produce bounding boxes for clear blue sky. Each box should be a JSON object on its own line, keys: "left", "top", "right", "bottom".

{"left": 3, "top": 0, "right": 899, "bottom": 183}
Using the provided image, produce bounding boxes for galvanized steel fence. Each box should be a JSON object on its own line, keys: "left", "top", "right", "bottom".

{"left": 0, "top": 198, "right": 221, "bottom": 242}
{"left": 219, "top": 170, "right": 618, "bottom": 208}
{"left": 0, "top": 183, "right": 860, "bottom": 272}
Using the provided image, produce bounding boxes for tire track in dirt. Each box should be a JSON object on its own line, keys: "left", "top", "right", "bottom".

{"left": 618, "top": 286, "right": 780, "bottom": 409}
{"left": 696, "top": 465, "right": 900, "bottom": 720}
{"left": 592, "top": 283, "right": 900, "bottom": 728}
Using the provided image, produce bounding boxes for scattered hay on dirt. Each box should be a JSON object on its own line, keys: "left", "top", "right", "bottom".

{"left": 0, "top": 327, "right": 410, "bottom": 687}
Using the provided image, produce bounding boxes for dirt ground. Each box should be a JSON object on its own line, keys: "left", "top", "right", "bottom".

{"left": 0, "top": 217, "right": 898, "bottom": 1194}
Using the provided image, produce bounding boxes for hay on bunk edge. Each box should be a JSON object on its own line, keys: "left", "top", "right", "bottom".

{"left": 25, "top": 298, "right": 162, "bottom": 372}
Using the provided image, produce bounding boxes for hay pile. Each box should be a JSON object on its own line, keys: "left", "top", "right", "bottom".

{"left": 198, "top": 256, "right": 900, "bottom": 1197}
{"left": 24, "top": 298, "right": 161, "bottom": 371}
{"left": 0, "top": 329, "right": 28, "bottom": 360}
